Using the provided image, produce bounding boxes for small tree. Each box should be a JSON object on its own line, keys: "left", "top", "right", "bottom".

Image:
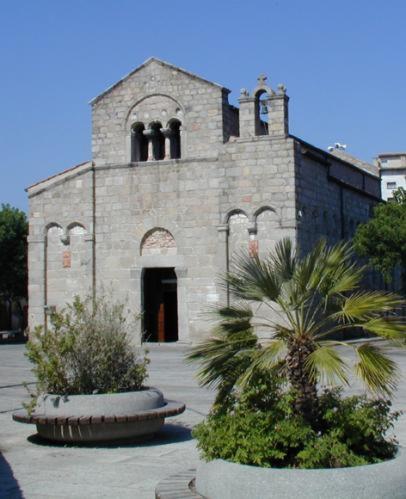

{"left": 26, "top": 295, "right": 149, "bottom": 396}
{"left": 354, "top": 187, "right": 406, "bottom": 294}
{"left": 189, "top": 239, "right": 405, "bottom": 422}
{"left": 0, "top": 204, "right": 28, "bottom": 327}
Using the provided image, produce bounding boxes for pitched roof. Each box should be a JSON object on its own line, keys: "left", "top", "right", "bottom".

{"left": 292, "top": 136, "right": 379, "bottom": 178}
{"left": 89, "top": 57, "right": 229, "bottom": 106}
{"left": 26, "top": 161, "right": 92, "bottom": 192}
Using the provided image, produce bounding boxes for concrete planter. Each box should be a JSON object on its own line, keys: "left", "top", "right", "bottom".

{"left": 13, "top": 387, "right": 185, "bottom": 443}
{"left": 36, "top": 387, "right": 165, "bottom": 417}
{"left": 195, "top": 449, "right": 406, "bottom": 499}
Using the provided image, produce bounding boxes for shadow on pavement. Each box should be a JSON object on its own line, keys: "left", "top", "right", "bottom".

{"left": 0, "top": 452, "right": 24, "bottom": 498}
{"left": 27, "top": 422, "right": 193, "bottom": 449}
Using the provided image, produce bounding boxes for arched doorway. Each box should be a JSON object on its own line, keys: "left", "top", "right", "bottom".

{"left": 142, "top": 268, "right": 178, "bottom": 342}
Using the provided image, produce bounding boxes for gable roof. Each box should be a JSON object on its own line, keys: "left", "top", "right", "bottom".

{"left": 90, "top": 57, "right": 230, "bottom": 105}
{"left": 26, "top": 161, "right": 93, "bottom": 194}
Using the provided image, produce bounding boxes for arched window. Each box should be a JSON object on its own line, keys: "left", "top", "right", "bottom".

{"left": 255, "top": 90, "right": 269, "bottom": 136}
{"left": 169, "top": 119, "right": 181, "bottom": 159}
{"left": 131, "top": 123, "right": 148, "bottom": 162}
{"left": 150, "top": 122, "right": 165, "bottom": 160}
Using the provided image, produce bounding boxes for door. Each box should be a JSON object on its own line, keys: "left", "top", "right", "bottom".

{"left": 142, "top": 268, "right": 178, "bottom": 342}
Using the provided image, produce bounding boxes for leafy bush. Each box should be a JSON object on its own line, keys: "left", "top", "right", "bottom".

{"left": 193, "top": 374, "right": 400, "bottom": 469}
{"left": 26, "top": 295, "right": 149, "bottom": 397}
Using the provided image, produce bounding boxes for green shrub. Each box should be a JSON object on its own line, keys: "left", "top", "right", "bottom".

{"left": 193, "top": 375, "right": 400, "bottom": 469}
{"left": 194, "top": 409, "right": 312, "bottom": 468}
{"left": 296, "top": 433, "right": 368, "bottom": 468}
{"left": 26, "top": 295, "right": 148, "bottom": 397}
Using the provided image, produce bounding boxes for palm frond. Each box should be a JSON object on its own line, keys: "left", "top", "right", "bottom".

{"left": 354, "top": 343, "right": 399, "bottom": 396}
{"left": 269, "top": 238, "right": 296, "bottom": 281}
{"left": 186, "top": 329, "right": 257, "bottom": 389}
{"left": 227, "top": 253, "right": 282, "bottom": 302}
{"left": 213, "top": 304, "right": 253, "bottom": 334}
{"left": 305, "top": 343, "right": 350, "bottom": 386}
{"left": 338, "top": 291, "right": 404, "bottom": 322}
{"left": 311, "top": 241, "right": 358, "bottom": 295}
{"left": 323, "top": 262, "right": 364, "bottom": 296}
{"left": 273, "top": 324, "right": 294, "bottom": 341}
{"left": 238, "top": 339, "right": 287, "bottom": 387}
{"left": 361, "top": 316, "right": 406, "bottom": 341}
{"left": 293, "top": 239, "right": 327, "bottom": 295}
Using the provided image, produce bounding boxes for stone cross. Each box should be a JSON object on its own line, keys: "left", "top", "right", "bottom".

{"left": 257, "top": 74, "right": 268, "bottom": 86}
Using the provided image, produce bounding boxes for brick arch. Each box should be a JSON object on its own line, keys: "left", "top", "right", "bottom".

{"left": 140, "top": 228, "right": 177, "bottom": 256}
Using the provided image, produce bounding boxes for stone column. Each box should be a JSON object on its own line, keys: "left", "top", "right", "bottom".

{"left": 27, "top": 235, "right": 46, "bottom": 332}
{"left": 130, "top": 267, "right": 143, "bottom": 346}
{"left": 216, "top": 224, "right": 229, "bottom": 305}
{"left": 179, "top": 126, "right": 184, "bottom": 158}
{"left": 268, "top": 85, "right": 289, "bottom": 138}
{"left": 174, "top": 266, "right": 189, "bottom": 343}
{"left": 248, "top": 224, "right": 258, "bottom": 257}
{"left": 84, "top": 234, "right": 95, "bottom": 304}
{"left": 143, "top": 129, "right": 155, "bottom": 161}
{"left": 160, "top": 128, "right": 172, "bottom": 160}
{"left": 238, "top": 89, "right": 256, "bottom": 139}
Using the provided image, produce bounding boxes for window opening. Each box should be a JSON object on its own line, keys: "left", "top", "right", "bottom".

{"left": 150, "top": 122, "right": 165, "bottom": 160}
{"left": 255, "top": 90, "right": 269, "bottom": 136}
{"left": 131, "top": 123, "right": 148, "bottom": 162}
{"left": 169, "top": 119, "right": 181, "bottom": 159}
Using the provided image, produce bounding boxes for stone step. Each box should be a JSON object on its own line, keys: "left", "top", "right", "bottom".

{"left": 155, "top": 469, "right": 203, "bottom": 499}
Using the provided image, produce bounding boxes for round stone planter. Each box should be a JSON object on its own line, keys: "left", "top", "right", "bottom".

{"left": 195, "top": 448, "right": 406, "bottom": 499}
{"left": 13, "top": 387, "right": 185, "bottom": 443}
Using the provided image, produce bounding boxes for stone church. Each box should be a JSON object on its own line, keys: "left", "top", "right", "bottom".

{"left": 27, "top": 58, "right": 381, "bottom": 343}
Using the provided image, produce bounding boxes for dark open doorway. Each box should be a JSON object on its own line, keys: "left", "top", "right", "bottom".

{"left": 142, "top": 268, "right": 178, "bottom": 342}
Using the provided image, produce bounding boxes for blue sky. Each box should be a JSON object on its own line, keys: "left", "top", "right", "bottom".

{"left": 1, "top": 0, "right": 405, "bottom": 211}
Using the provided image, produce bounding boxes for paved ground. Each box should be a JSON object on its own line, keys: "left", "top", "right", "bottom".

{"left": 0, "top": 341, "right": 405, "bottom": 499}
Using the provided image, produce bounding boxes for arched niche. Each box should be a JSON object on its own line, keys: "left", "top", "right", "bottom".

{"left": 227, "top": 211, "right": 249, "bottom": 263}
{"left": 140, "top": 228, "right": 177, "bottom": 256}
{"left": 44, "top": 221, "right": 91, "bottom": 316}
{"left": 256, "top": 207, "right": 280, "bottom": 258}
{"left": 224, "top": 208, "right": 249, "bottom": 225}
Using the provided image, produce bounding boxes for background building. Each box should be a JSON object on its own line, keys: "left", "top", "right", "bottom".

{"left": 27, "top": 58, "right": 381, "bottom": 344}
{"left": 377, "top": 153, "right": 406, "bottom": 201}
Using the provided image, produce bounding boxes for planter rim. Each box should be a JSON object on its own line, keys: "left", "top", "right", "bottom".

{"left": 196, "top": 447, "right": 406, "bottom": 499}
{"left": 40, "top": 385, "right": 157, "bottom": 397}
{"left": 210, "top": 445, "right": 404, "bottom": 472}
{"left": 33, "top": 387, "right": 166, "bottom": 419}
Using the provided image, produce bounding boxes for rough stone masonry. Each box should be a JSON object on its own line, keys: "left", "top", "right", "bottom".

{"left": 26, "top": 57, "right": 382, "bottom": 344}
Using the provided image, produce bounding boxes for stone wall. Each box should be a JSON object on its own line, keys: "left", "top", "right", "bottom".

{"left": 294, "top": 141, "right": 380, "bottom": 255}
{"left": 91, "top": 59, "right": 230, "bottom": 166}
{"left": 27, "top": 164, "right": 94, "bottom": 329}
{"left": 92, "top": 131, "right": 296, "bottom": 342}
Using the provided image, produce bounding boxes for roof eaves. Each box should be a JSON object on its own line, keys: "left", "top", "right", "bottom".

{"left": 26, "top": 160, "right": 92, "bottom": 192}
{"left": 291, "top": 135, "right": 379, "bottom": 179}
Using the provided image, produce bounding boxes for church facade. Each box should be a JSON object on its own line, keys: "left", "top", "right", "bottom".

{"left": 27, "top": 58, "right": 381, "bottom": 343}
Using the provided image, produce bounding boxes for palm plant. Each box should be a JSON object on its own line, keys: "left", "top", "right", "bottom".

{"left": 188, "top": 238, "right": 405, "bottom": 421}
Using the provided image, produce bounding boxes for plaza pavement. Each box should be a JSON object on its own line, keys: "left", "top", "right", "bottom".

{"left": 0, "top": 341, "right": 405, "bottom": 499}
